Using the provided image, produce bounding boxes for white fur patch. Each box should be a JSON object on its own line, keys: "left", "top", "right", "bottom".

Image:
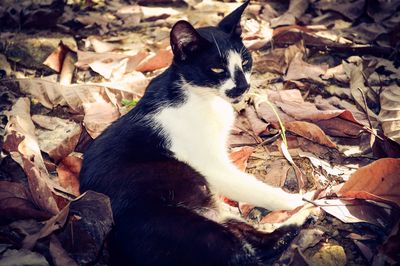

{"left": 227, "top": 50, "right": 243, "bottom": 77}
{"left": 154, "top": 81, "right": 304, "bottom": 211}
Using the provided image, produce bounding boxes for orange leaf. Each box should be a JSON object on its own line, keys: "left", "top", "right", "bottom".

{"left": 285, "top": 121, "right": 337, "bottom": 148}
{"left": 135, "top": 49, "right": 173, "bottom": 72}
{"left": 338, "top": 158, "right": 400, "bottom": 207}
{"left": 230, "top": 146, "right": 255, "bottom": 171}
{"left": 57, "top": 155, "right": 82, "bottom": 197}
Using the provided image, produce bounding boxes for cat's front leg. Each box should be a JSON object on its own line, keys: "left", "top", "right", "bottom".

{"left": 186, "top": 155, "right": 304, "bottom": 211}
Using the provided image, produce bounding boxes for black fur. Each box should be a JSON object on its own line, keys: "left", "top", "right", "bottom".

{"left": 79, "top": 1, "right": 298, "bottom": 265}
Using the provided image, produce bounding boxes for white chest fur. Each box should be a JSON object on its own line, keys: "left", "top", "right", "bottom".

{"left": 155, "top": 88, "right": 304, "bottom": 211}
{"left": 156, "top": 89, "right": 234, "bottom": 164}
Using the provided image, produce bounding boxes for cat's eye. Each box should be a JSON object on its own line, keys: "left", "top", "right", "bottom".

{"left": 242, "top": 59, "right": 249, "bottom": 66}
{"left": 211, "top": 68, "right": 224, "bottom": 74}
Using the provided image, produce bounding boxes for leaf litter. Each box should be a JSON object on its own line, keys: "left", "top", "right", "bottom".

{"left": 1, "top": 0, "right": 400, "bottom": 265}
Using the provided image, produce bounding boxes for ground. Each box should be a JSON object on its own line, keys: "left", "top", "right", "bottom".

{"left": 0, "top": 0, "right": 399, "bottom": 265}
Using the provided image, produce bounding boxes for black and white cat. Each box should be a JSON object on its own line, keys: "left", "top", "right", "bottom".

{"left": 80, "top": 1, "right": 305, "bottom": 265}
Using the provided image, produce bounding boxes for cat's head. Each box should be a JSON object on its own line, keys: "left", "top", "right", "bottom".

{"left": 170, "top": 0, "right": 252, "bottom": 103}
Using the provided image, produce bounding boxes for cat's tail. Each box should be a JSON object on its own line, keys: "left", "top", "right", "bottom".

{"left": 109, "top": 204, "right": 299, "bottom": 266}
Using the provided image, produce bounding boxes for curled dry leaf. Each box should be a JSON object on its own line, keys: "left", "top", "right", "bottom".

{"left": 230, "top": 146, "right": 255, "bottom": 171}
{"left": 315, "top": 198, "right": 391, "bottom": 227}
{"left": 285, "top": 52, "right": 328, "bottom": 82}
{"left": 56, "top": 191, "right": 113, "bottom": 265}
{"left": 83, "top": 102, "right": 120, "bottom": 138}
{"left": 17, "top": 78, "right": 146, "bottom": 113}
{"left": 343, "top": 60, "right": 379, "bottom": 122}
{"left": 22, "top": 203, "right": 70, "bottom": 250}
{"left": 80, "top": 50, "right": 148, "bottom": 80}
{"left": 285, "top": 121, "right": 337, "bottom": 148}
{"left": 32, "top": 115, "right": 82, "bottom": 162}
{"left": 49, "top": 235, "right": 78, "bottom": 266}
{"left": 0, "top": 249, "right": 49, "bottom": 266}
{"left": 135, "top": 49, "right": 173, "bottom": 73}
{"left": 338, "top": 158, "right": 400, "bottom": 206}
{"left": 0, "top": 181, "right": 51, "bottom": 223}
{"left": 243, "top": 106, "right": 268, "bottom": 136}
{"left": 3, "top": 98, "right": 60, "bottom": 214}
{"left": 379, "top": 85, "right": 400, "bottom": 144}
{"left": 57, "top": 154, "right": 82, "bottom": 197}
{"left": 43, "top": 41, "right": 74, "bottom": 73}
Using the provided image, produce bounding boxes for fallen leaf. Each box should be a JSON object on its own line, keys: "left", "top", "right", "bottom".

{"left": 314, "top": 0, "right": 365, "bottom": 21}
{"left": 32, "top": 115, "right": 82, "bottom": 162}
{"left": 0, "top": 181, "right": 51, "bottom": 223}
{"left": 0, "top": 249, "right": 49, "bottom": 266}
{"left": 49, "top": 235, "right": 78, "bottom": 266}
{"left": 17, "top": 78, "right": 146, "bottom": 113}
{"left": 83, "top": 102, "right": 120, "bottom": 138}
{"left": 57, "top": 155, "right": 82, "bottom": 197}
{"left": 3, "top": 98, "right": 61, "bottom": 214}
{"left": 285, "top": 52, "right": 328, "bottom": 81}
{"left": 230, "top": 146, "right": 255, "bottom": 171}
{"left": 22, "top": 203, "right": 70, "bottom": 250}
{"left": 135, "top": 49, "right": 173, "bottom": 72}
{"left": 56, "top": 191, "right": 113, "bottom": 265}
{"left": 316, "top": 198, "right": 391, "bottom": 226}
{"left": 43, "top": 41, "right": 73, "bottom": 73}
{"left": 243, "top": 106, "right": 268, "bottom": 136}
{"left": 379, "top": 85, "right": 400, "bottom": 144}
{"left": 285, "top": 121, "right": 337, "bottom": 148}
{"left": 338, "top": 158, "right": 400, "bottom": 206}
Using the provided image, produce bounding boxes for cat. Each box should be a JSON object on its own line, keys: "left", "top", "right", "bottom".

{"left": 79, "top": 1, "right": 305, "bottom": 265}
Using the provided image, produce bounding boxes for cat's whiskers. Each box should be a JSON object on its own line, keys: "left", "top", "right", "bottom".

{"left": 211, "top": 34, "right": 222, "bottom": 58}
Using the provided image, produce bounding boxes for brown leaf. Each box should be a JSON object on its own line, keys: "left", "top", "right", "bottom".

{"left": 43, "top": 41, "right": 73, "bottom": 73}
{"left": 77, "top": 50, "right": 148, "bottom": 80}
{"left": 32, "top": 115, "right": 82, "bottom": 162}
{"left": 315, "top": 199, "right": 391, "bottom": 226}
{"left": 379, "top": 85, "right": 400, "bottom": 144}
{"left": 314, "top": 0, "right": 365, "bottom": 21}
{"left": 17, "top": 78, "right": 146, "bottom": 113}
{"left": 285, "top": 52, "right": 328, "bottom": 81}
{"left": 243, "top": 106, "right": 268, "bottom": 136}
{"left": 0, "top": 181, "right": 51, "bottom": 223}
{"left": 4, "top": 98, "right": 60, "bottom": 214}
{"left": 57, "top": 155, "right": 82, "bottom": 197}
{"left": 285, "top": 121, "right": 337, "bottom": 148}
{"left": 135, "top": 49, "right": 173, "bottom": 72}
{"left": 49, "top": 235, "right": 78, "bottom": 266}
{"left": 83, "top": 102, "right": 120, "bottom": 138}
{"left": 22, "top": 203, "right": 70, "bottom": 250}
{"left": 338, "top": 158, "right": 400, "bottom": 206}
{"left": 230, "top": 146, "right": 255, "bottom": 171}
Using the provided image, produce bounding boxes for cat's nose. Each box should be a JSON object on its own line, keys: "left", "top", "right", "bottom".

{"left": 234, "top": 71, "right": 249, "bottom": 93}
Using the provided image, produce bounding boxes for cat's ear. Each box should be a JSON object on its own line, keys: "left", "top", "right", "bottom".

{"left": 218, "top": 0, "right": 249, "bottom": 37}
{"left": 170, "top": 20, "right": 210, "bottom": 61}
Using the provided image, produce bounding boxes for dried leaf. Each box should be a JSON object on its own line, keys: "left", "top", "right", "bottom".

{"left": 83, "top": 102, "right": 120, "bottom": 138}
{"left": 3, "top": 98, "right": 60, "bottom": 214}
{"left": 57, "top": 155, "right": 82, "bottom": 197}
{"left": 135, "top": 49, "right": 173, "bottom": 72}
{"left": 49, "top": 235, "right": 78, "bottom": 266}
{"left": 22, "top": 203, "right": 70, "bottom": 250}
{"left": 285, "top": 121, "right": 337, "bottom": 148}
{"left": 230, "top": 146, "right": 255, "bottom": 171}
{"left": 379, "top": 85, "right": 400, "bottom": 144}
{"left": 57, "top": 191, "right": 113, "bottom": 265}
{"left": 285, "top": 52, "right": 328, "bottom": 81}
{"left": 316, "top": 198, "right": 392, "bottom": 226}
{"left": 0, "top": 249, "right": 49, "bottom": 266}
{"left": 338, "top": 158, "right": 400, "bottom": 206}
{"left": 32, "top": 115, "right": 82, "bottom": 162}
{"left": 0, "top": 181, "right": 51, "bottom": 223}
{"left": 43, "top": 41, "right": 73, "bottom": 73}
